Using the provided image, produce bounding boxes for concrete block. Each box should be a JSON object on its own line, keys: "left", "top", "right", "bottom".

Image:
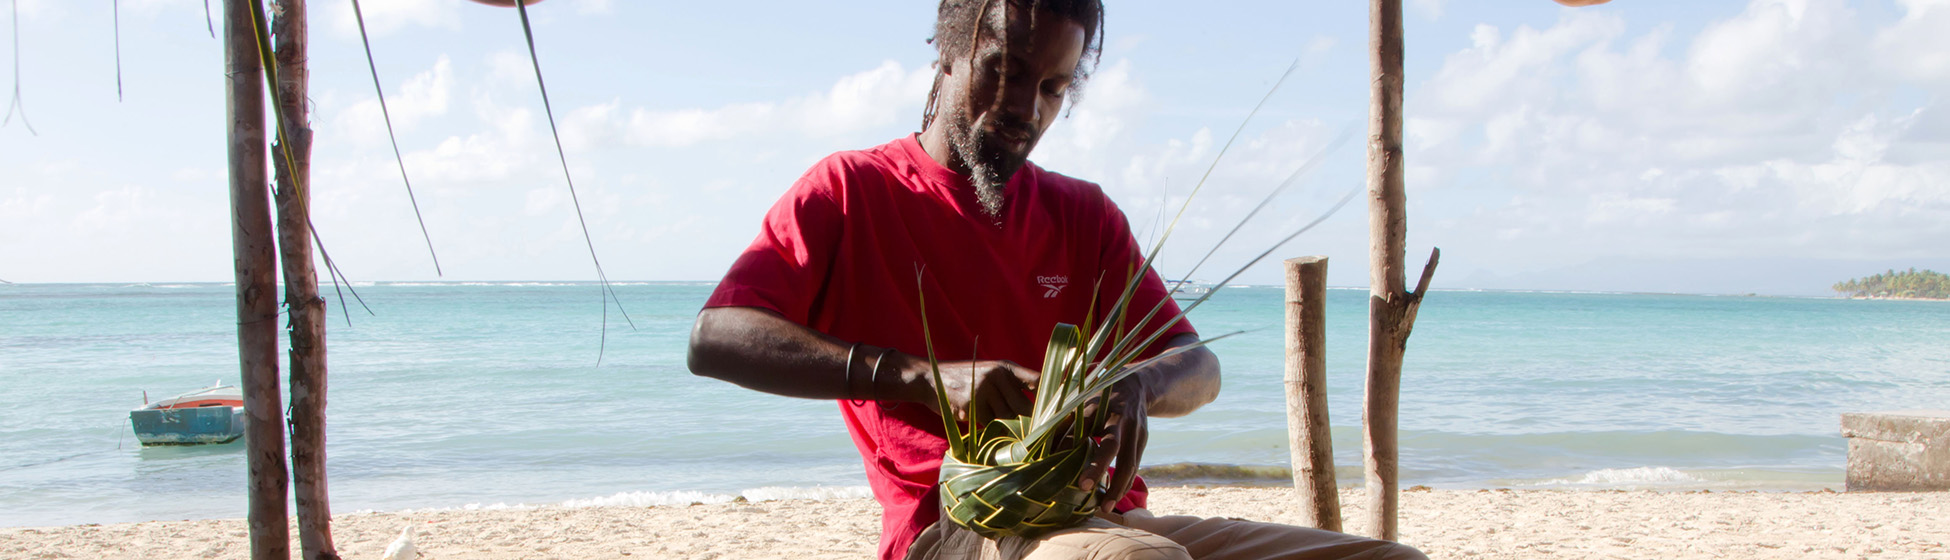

{"left": 1842, "top": 410, "right": 1950, "bottom": 492}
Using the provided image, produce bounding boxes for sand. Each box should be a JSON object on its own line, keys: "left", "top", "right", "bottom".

{"left": 4, "top": 487, "right": 1945, "bottom": 559}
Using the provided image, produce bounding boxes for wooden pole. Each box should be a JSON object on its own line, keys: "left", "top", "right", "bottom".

{"left": 1284, "top": 256, "right": 1340, "bottom": 531}
{"left": 1362, "top": 0, "right": 1405, "bottom": 539}
{"left": 1364, "top": 0, "right": 1440, "bottom": 542}
{"left": 268, "top": 2, "right": 337, "bottom": 559}
{"left": 226, "top": 0, "right": 289, "bottom": 558}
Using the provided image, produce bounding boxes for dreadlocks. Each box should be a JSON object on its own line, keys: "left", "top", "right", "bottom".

{"left": 922, "top": 0, "right": 1105, "bottom": 132}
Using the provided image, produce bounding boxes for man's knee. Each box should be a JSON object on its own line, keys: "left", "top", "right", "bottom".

{"left": 1011, "top": 519, "right": 1191, "bottom": 560}
{"left": 1119, "top": 509, "right": 1427, "bottom": 560}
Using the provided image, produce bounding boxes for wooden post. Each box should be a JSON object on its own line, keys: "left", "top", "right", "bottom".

{"left": 226, "top": 0, "right": 290, "bottom": 558}
{"left": 1364, "top": 0, "right": 1439, "bottom": 542}
{"left": 269, "top": 1, "right": 337, "bottom": 559}
{"left": 1284, "top": 256, "right": 1340, "bottom": 531}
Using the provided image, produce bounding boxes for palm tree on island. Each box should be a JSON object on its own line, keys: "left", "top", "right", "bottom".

{"left": 1834, "top": 269, "right": 1950, "bottom": 300}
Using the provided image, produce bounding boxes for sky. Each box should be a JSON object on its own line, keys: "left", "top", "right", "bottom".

{"left": 1, "top": 0, "right": 1946, "bottom": 295}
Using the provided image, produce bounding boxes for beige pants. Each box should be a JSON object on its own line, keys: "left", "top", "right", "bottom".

{"left": 906, "top": 509, "right": 1426, "bottom": 560}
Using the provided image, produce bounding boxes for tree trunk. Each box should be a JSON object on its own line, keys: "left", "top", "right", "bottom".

{"left": 226, "top": 1, "right": 289, "bottom": 558}
{"left": 1364, "top": 0, "right": 1438, "bottom": 542}
{"left": 1284, "top": 256, "right": 1340, "bottom": 531}
{"left": 269, "top": 1, "right": 337, "bottom": 559}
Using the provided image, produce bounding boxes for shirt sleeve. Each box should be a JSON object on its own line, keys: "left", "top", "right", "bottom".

{"left": 702, "top": 163, "right": 844, "bottom": 326}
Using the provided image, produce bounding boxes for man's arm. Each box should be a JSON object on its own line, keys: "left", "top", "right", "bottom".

{"left": 1081, "top": 331, "right": 1220, "bottom": 503}
{"left": 687, "top": 306, "right": 1041, "bottom": 421}
{"left": 696, "top": 305, "right": 1218, "bottom": 504}
{"left": 1135, "top": 332, "right": 1220, "bottom": 417}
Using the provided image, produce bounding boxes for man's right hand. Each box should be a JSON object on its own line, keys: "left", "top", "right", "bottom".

{"left": 895, "top": 355, "right": 1041, "bottom": 423}
{"left": 688, "top": 307, "right": 1041, "bottom": 424}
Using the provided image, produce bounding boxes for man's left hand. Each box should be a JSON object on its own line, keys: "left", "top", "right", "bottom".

{"left": 1072, "top": 332, "right": 1220, "bottom": 508}
{"left": 1079, "top": 375, "right": 1149, "bottom": 506}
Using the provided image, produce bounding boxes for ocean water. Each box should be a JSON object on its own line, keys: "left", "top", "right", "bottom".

{"left": 1, "top": 282, "right": 1946, "bottom": 528}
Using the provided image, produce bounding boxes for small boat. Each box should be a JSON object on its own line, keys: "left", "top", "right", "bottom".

{"left": 1167, "top": 279, "right": 1214, "bottom": 301}
{"left": 130, "top": 384, "right": 246, "bottom": 446}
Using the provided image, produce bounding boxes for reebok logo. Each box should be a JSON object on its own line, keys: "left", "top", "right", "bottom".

{"left": 1037, "top": 275, "right": 1069, "bottom": 299}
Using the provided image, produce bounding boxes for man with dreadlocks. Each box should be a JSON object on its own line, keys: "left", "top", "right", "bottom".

{"left": 689, "top": 2, "right": 1426, "bottom": 559}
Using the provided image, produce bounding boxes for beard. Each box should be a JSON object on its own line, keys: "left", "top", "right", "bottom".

{"left": 943, "top": 102, "right": 1036, "bottom": 220}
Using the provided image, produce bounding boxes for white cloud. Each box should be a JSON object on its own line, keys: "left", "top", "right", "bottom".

{"left": 403, "top": 96, "right": 537, "bottom": 186}
{"left": 488, "top": 50, "right": 539, "bottom": 88}
{"left": 326, "top": 0, "right": 461, "bottom": 38}
{"left": 1301, "top": 35, "right": 1338, "bottom": 67}
{"left": 523, "top": 186, "right": 561, "bottom": 216}
{"left": 72, "top": 186, "right": 159, "bottom": 238}
{"left": 622, "top": 102, "right": 779, "bottom": 148}
{"left": 0, "top": 188, "right": 54, "bottom": 245}
{"left": 1411, "top": 0, "right": 1446, "bottom": 21}
{"left": 1407, "top": 0, "right": 1950, "bottom": 265}
{"left": 329, "top": 55, "right": 455, "bottom": 146}
{"left": 123, "top": 0, "right": 204, "bottom": 18}
{"left": 1874, "top": 0, "right": 1950, "bottom": 87}
{"left": 1043, "top": 59, "right": 1146, "bottom": 159}
{"left": 13, "top": 0, "right": 60, "bottom": 19}
{"left": 565, "top": 0, "right": 613, "bottom": 15}
{"left": 1028, "top": 57, "right": 1357, "bottom": 279}
{"left": 563, "top": 60, "right": 932, "bottom": 149}
{"left": 1683, "top": 0, "right": 1863, "bottom": 113}
{"left": 1422, "top": 15, "right": 1625, "bottom": 117}
{"left": 12, "top": 0, "right": 1940, "bottom": 288}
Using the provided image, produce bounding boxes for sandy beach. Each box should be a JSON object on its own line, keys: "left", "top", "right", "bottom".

{"left": 5, "top": 486, "right": 1945, "bottom": 559}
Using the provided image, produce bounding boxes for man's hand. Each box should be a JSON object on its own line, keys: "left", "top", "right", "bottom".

{"left": 1072, "top": 332, "right": 1220, "bottom": 506}
{"left": 1078, "top": 375, "right": 1149, "bottom": 506}
{"left": 902, "top": 356, "right": 1041, "bottom": 423}
{"left": 690, "top": 307, "right": 1042, "bottom": 421}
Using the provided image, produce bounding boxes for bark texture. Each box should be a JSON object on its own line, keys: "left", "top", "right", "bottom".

{"left": 269, "top": 1, "right": 337, "bottom": 558}
{"left": 1365, "top": 0, "right": 1439, "bottom": 542}
{"left": 226, "top": 1, "right": 289, "bottom": 557}
{"left": 1284, "top": 256, "right": 1340, "bottom": 531}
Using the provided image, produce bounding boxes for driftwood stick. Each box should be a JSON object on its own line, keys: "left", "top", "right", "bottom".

{"left": 225, "top": 1, "right": 289, "bottom": 558}
{"left": 1284, "top": 256, "right": 1340, "bottom": 531}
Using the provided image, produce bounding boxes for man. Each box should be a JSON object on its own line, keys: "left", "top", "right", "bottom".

{"left": 689, "top": 2, "right": 1426, "bottom": 559}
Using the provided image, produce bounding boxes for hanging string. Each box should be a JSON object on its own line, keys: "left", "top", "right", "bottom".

{"left": 512, "top": 1, "right": 637, "bottom": 366}
{"left": 113, "top": 0, "right": 123, "bottom": 102}
{"left": 203, "top": 0, "right": 214, "bottom": 38}
{"left": 349, "top": 0, "right": 444, "bottom": 277}
{"left": 3, "top": 0, "right": 35, "bottom": 135}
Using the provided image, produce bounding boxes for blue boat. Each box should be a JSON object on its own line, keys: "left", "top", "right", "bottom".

{"left": 129, "top": 384, "right": 246, "bottom": 446}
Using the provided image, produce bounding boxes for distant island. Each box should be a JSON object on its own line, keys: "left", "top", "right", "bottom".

{"left": 1833, "top": 268, "right": 1950, "bottom": 300}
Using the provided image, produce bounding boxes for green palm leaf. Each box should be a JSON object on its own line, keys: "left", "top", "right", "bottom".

{"left": 915, "top": 59, "right": 1357, "bottom": 540}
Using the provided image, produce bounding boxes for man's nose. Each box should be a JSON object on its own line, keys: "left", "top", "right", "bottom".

{"left": 997, "top": 79, "right": 1040, "bottom": 124}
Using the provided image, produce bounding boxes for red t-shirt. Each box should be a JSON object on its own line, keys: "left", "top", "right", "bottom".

{"left": 704, "top": 135, "right": 1196, "bottom": 560}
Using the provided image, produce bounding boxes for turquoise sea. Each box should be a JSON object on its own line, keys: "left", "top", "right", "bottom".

{"left": 2, "top": 282, "right": 1946, "bottom": 528}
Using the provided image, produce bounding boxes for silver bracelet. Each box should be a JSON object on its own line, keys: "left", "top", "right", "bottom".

{"left": 843, "top": 343, "right": 863, "bottom": 404}
{"left": 869, "top": 347, "right": 899, "bottom": 410}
